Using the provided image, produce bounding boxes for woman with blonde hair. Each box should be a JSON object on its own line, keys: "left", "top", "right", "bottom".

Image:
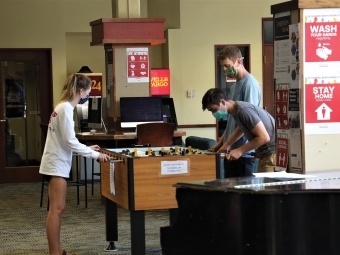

{"left": 39, "top": 73, "right": 110, "bottom": 255}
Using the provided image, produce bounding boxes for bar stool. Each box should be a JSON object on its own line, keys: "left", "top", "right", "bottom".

{"left": 39, "top": 123, "right": 88, "bottom": 210}
{"left": 39, "top": 153, "right": 88, "bottom": 210}
{"left": 91, "top": 159, "right": 101, "bottom": 195}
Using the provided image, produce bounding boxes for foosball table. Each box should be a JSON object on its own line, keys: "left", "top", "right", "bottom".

{"left": 100, "top": 146, "right": 221, "bottom": 255}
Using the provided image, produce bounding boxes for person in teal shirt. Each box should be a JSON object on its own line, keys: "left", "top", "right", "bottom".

{"left": 204, "top": 45, "right": 262, "bottom": 177}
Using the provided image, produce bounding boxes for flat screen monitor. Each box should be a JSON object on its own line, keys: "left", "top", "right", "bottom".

{"left": 75, "top": 104, "right": 90, "bottom": 132}
{"left": 87, "top": 97, "right": 102, "bottom": 129}
{"left": 162, "top": 97, "right": 178, "bottom": 129}
{"left": 120, "top": 97, "right": 163, "bottom": 128}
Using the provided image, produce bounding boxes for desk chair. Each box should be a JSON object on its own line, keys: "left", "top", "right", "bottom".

{"left": 136, "top": 122, "right": 175, "bottom": 147}
{"left": 39, "top": 123, "right": 88, "bottom": 210}
{"left": 91, "top": 159, "right": 100, "bottom": 195}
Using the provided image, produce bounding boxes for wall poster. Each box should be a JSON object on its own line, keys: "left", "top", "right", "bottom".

{"left": 127, "top": 47, "right": 149, "bottom": 83}
{"left": 275, "top": 130, "right": 289, "bottom": 172}
{"left": 274, "top": 11, "right": 291, "bottom": 80}
{"left": 304, "top": 8, "right": 340, "bottom": 134}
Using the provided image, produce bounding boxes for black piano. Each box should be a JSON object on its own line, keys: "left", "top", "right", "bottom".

{"left": 161, "top": 175, "right": 340, "bottom": 255}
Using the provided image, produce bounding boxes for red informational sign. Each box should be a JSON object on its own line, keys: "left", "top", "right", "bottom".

{"left": 305, "top": 81, "right": 340, "bottom": 123}
{"left": 127, "top": 48, "right": 149, "bottom": 83}
{"left": 275, "top": 90, "right": 289, "bottom": 129}
{"left": 305, "top": 20, "right": 340, "bottom": 62}
{"left": 79, "top": 73, "right": 102, "bottom": 97}
{"left": 276, "top": 137, "right": 289, "bottom": 170}
{"left": 150, "top": 69, "right": 170, "bottom": 96}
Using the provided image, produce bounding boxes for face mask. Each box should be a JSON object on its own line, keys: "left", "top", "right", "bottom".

{"left": 78, "top": 94, "right": 89, "bottom": 104}
{"left": 212, "top": 103, "right": 228, "bottom": 120}
{"left": 213, "top": 110, "right": 228, "bottom": 120}
{"left": 224, "top": 66, "right": 238, "bottom": 78}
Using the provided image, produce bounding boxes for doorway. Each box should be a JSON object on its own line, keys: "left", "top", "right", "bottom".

{"left": 0, "top": 49, "right": 53, "bottom": 183}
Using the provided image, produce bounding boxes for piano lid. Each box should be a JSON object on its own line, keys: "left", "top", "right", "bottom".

{"left": 174, "top": 175, "right": 340, "bottom": 193}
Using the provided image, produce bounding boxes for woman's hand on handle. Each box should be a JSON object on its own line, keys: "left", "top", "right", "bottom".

{"left": 97, "top": 153, "right": 111, "bottom": 163}
{"left": 89, "top": 145, "right": 101, "bottom": 151}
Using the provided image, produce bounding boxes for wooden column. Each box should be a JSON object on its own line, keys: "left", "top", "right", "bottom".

{"left": 90, "top": 18, "right": 166, "bottom": 133}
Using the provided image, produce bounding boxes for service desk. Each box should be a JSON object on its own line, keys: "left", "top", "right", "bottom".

{"left": 161, "top": 174, "right": 340, "bottom": 255}
{"left": 76, "top": 130, "right": 186, "bottom": 148}
{"left": 100, "top": 146, "right": 221, "bottom": 255}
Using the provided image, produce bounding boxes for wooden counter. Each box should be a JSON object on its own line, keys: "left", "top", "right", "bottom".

{"left": 76, "top": 130, "right": 186, "bottom": 141}
{"left": 76, "top": 131, "right": 186, "bottom": 148}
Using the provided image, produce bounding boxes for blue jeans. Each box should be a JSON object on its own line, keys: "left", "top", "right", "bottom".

{"left": 224, "top": 157, "right": 255, "bottom": 178}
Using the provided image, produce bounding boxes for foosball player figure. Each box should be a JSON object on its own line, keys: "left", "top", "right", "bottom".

{"left": 188, "top": 146, "right": 193, "bottom": 155}
{"left": 148, "top": 148, "right": 152, "bottom": 156}
{"left": 175, "top": 146, "right": 179, "bottom": 154}
{"left": 121, "top": 149, "right": 130, "bottom": 155}
{"left": 159, "top": 147, "right": 166, "bottom": 156}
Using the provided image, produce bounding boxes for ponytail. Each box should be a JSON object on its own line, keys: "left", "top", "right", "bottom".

{"left": 58, "top": 74, "right": 91, "bottom": 105}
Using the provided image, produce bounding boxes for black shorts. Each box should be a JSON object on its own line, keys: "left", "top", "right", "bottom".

{"left": 42, "top": 174, "right": 67, "bottom": 183}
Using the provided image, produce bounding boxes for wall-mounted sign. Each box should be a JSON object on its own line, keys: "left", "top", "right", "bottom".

{"left": 304, "top": 8, "right": 340, "bottom": 134}
{"left": 127, "top": 48, "right": 149, "bottom": 83}
{"left": 275, "top": 89, "right": 290, "bottom": 129}
{"left": 304, "top": 78, "right": 340, "bottom": 134}
{"left": 305, "top": 10, "right": 340, "bottom": 63}
{"left": 150, "top": 69, "right": 170, "bottom": 96}
{"left": 274, "top": 12, "right": 291, "bottom": 80}
{"left": 275, "top": 134, "right": 289, "bottom": 171}
{"left": 78, "top": 73, "right": 102, "bottom": 97}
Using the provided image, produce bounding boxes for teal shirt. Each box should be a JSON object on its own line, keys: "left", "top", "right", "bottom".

{"left": 223, "top": 73, "right": 262, "bottom": 157}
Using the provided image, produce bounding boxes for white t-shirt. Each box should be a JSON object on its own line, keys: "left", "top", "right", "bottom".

{"left": 39, "top": 101, "right": 99, "bottom": 178}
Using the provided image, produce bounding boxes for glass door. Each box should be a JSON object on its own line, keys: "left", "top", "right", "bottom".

{"left": 0, "top": 49, "right": 52, "bottom": 183}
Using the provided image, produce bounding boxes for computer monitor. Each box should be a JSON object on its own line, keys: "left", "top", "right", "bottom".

{"left": 162, "top": 97, "right": 178, "bottom": 129}
{"left": 75, "top": 104, "right": 89, "bottom": 132}
{"left": 120, "top": 97, "right": 163, "bottom": 128}
{"left": 87, "top": 97, "right": 102, "bottom": 129}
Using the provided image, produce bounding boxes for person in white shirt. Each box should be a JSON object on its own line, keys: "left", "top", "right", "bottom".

{"left": 39, "top": 73, "right": 110, "bottom": 255}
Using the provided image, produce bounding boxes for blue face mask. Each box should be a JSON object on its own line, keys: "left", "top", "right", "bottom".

{"left": 213, "top": 110, "right": 228, "bottom": 120}
{"left": 78, "top": 94, "right": 89, "bottom": 104}
{"left": 212, "top": 103, "right": 228, "bottom": 120}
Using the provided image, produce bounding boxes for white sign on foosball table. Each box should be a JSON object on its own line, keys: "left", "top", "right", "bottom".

{"left": 110, "top": 161, "right": 115, "bottom": 195}
{"left": 161, "top": 160, "right": 189, "bottom": 175}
